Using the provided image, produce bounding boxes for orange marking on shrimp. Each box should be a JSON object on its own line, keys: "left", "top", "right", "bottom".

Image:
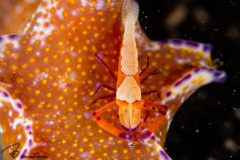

{"left": 92, "top": 0, "right": 168, "bottom": 141}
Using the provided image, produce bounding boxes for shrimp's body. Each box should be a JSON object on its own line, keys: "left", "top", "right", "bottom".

{"left": 116, "top": 0, "right": 142, "bottom": 132}
{"left": 93, "top": 0, "right": 168, "bottom": 141}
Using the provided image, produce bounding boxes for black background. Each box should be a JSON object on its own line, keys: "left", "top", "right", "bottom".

{"left": 137, "top": 0, "right": 240, "bottom": 159}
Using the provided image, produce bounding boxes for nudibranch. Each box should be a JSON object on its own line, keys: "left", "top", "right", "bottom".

{"left": 0, "top": 0, "right": 225, "bottom": 160}
{"left": 0, "top": 0, "right": 41, "bottom": 35}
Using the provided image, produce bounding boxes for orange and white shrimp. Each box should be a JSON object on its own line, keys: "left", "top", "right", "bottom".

{"left": 92, "top": 0, "right": 168, "bottom": 141}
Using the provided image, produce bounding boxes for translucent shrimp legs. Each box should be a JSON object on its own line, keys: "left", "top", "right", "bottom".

{"left": 92, "top": 0, "right": 168, "bottom": 141}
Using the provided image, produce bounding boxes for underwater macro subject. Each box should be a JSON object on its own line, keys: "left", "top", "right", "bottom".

{"left": 0, "top": 0, "right": 229, "bottom": 160}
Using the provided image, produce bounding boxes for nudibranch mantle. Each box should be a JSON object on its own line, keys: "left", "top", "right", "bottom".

{"left": 0, "top": 0, "right": 225, "bottom": 160}
{"left": 0, "top": 86, "right": 37, "bottom": 159}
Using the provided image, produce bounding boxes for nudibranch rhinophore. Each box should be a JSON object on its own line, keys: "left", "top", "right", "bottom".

{"left": 0, "top": 0, "right": 225, "bottom": 160}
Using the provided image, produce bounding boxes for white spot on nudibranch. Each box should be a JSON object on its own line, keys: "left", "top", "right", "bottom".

{"left": 9, "top": 110, "right": 12, "bottom": 117}
{"left": 84, "top": 113, "right": 90, "bottom": 119}
{"left": 0, "top": 125, "right": 3, "bottom": 134}
{"left": 17, "top": 134, "right": 21, "bottom": 140}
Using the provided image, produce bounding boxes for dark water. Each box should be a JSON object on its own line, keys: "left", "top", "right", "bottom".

{"left": 137, "top": 0, "right": 240, "bottom": 159}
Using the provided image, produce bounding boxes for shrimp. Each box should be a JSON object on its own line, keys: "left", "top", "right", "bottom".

{"left": 92, "top": 0, "right": 168, "bottom": 141}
